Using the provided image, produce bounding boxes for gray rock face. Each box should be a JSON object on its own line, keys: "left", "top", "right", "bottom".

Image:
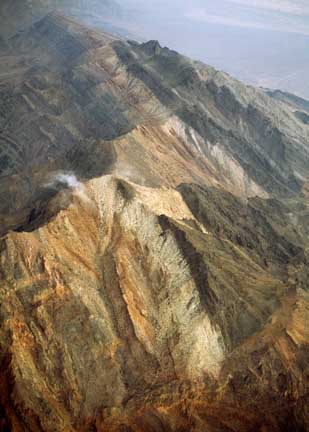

{"left": 295, "top": 111, "right": 309, "bottom": 125}
{"left": 0, "top": 11, "right": 308, "bottom": 432}
{"left": 0, "top": 0, "right": 122, "bottom": 38}
{"left": 1, "top": 14, "right": 309, "bottom": 236}
{"left": 266, "top": 89, "right": 309, "bottom": 113}
{"left": 115, "top": 40, "right": 309, "bottom": 195}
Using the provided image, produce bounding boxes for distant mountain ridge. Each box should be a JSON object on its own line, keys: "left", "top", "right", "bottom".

{"left": 266, "top": 88, "right": 309, "bottom": 113}
{"left": 0, "top": 10, "right": 308, "bottom": 432}
{"left": 0, "top": 0, "right": 122, "bottom": 38}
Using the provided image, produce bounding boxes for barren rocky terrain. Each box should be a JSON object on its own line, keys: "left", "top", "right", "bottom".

{"left": 0, "top": 10, "right": 308, "bottom": 432}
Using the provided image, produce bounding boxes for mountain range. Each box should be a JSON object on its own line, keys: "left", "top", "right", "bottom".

{"left": 0, "top": 6, "right": 308, "bottom": 432}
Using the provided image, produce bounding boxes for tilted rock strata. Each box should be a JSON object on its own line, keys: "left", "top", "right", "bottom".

{"left": 1, "top": 13, "right": 309, "bottom": 237}
{"left": 0, "top": 176, "right": 308, "bottom": 431}
{"left": 0, "top": 12, "right": 308, "bottom": 432}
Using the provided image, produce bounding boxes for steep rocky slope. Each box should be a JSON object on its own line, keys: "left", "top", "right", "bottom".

{"left": 1, "top": 13, "right": 309, "bottom": 234}
{"left": 266, "top": 89, "right": 309, "bottom": 126}
{"left": 0, "top": 12, "right": 308, "bottom": 432}
{"left": 0, "top": 0, "right": 122, "bottom": 38}
{"left": 0, "top": 176, "right": 308, "bottom": 432}
{"left": 266, "top": 89, "right": 309, "bottom": 113}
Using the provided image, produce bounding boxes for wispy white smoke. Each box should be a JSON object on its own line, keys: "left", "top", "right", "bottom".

{"left": 53, "top": 173, "right": 81, "bottom": 189}
{"left": 45, "top": 172, "right": 93, "bottom": 205}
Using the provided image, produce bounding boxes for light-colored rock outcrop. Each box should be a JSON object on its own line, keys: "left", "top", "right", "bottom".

{"left": 0, "top": 11, "right": 308, "bottom": 432}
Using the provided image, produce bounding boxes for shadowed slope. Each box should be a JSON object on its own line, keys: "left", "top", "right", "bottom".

{"left": 0, "top": 12, "right": 308, "bottom": 432}
{"left": 1, "top": 14, "right": 309, "bottom": 237}
{"left": 0, "top": 176, "right": 308, "bottom": 431}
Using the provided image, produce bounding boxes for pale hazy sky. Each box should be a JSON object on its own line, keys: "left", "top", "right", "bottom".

{"left": 185, "top": 0, "right": 309, "bottom": 36}
{"left": 117, "top": 0, "right": 309, "bottom": 98}
{"left": 121, "top": 0, "right": 309, "bottom": 36}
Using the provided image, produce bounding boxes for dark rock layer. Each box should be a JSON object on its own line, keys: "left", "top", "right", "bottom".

{"left": 0, "top": 12, "right": 308, "bottom": 432}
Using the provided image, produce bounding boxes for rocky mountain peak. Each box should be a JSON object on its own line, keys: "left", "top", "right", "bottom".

{"left": 0, "top": 8, "right": 308, "bottom": 432}
{"left": 140, "top": 39, "right": 162, "bottom": 56}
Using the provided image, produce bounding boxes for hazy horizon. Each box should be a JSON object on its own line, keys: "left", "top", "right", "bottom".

{"left": 115, "top": 0, "right": 309, "bottom": 99}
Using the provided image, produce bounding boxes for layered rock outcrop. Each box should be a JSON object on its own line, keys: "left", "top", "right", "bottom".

{"left": 0, "top": 12, "right": 308, "bottom": 432}
{"left": 0, "top": 175, "right": 308, "bottom": 431}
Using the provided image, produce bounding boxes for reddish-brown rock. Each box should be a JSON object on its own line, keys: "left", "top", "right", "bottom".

{"left": 0, "top": 11, "right": 308, "bottom": 432}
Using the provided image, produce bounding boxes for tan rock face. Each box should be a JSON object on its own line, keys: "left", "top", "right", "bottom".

{"left": 0, "top": 11, "right": 308, "bottom": 432}
{"left": 0, "top": 176, "right": 308, "bottom": 431}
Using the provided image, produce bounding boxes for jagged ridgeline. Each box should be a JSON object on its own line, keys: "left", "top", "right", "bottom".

{"left": 0, "top": 9, "right": 308, "bottom": 432}
{"left": 0, "top": 0, "right": 122, "bottom": 37}
{"left": 1, "top": 13, "right": 309, "bottom": 232}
